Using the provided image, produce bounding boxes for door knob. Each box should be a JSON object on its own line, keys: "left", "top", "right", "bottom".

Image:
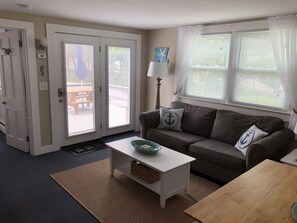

{"left": 1, "top": 101, "right": 6, "bottom": 105}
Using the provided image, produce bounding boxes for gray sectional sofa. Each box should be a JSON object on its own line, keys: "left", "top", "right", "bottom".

{"left": 139, "top": 101, "right": 295, "bottom": 183}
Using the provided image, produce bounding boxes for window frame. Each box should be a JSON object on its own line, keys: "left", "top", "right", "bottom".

{"left": 182, "top": 20, "right": 289, "bottom": 112}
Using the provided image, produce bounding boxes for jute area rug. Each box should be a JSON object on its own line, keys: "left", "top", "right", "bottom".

{"left": 51, "top": 159, "right": 220, "bottom": 223}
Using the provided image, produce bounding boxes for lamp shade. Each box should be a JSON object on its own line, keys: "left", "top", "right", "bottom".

{"left": 147, "top": 61, "right": 168, "bottom": 77}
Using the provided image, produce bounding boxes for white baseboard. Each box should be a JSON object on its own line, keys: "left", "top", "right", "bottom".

{"left": 31, "top": 144, "right": 60, "bottom": 155}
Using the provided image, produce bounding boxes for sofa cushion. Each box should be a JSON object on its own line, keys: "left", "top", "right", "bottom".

{"left": 189, "top": 139, "right": 246, "bottom": 172}
{"left": 210, "top": 110, "right": 284, "bottom": 145}
{"left": 254, "top": 116, "right": 284, "bottom": 134}
{"left": 170, "top": 101, "right": 217, "bottom": 137}
{"left": 158, "top": 107, "right": 184, "bottom": 131}
{"left": 146, "top": 128, "right": 208, "bottom": 154}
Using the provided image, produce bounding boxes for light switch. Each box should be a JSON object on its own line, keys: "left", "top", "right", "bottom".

{"left": 39, "top": 82, "right": 48, "bottom": 91}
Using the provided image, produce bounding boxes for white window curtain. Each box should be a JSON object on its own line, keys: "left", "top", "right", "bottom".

{"left": 268, "top": 14, "right": 297, "bottom": 133}
{"left": 173, "top": 25, "right": 202, "bottom": 101}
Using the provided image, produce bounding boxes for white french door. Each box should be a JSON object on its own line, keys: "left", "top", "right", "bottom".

{"left": 101, "top": 38, "right": 136, "bottom": 136}
{"left": 51, "top": 33, "right": 136, "bottom": 148}
{"left": 52, "top": 33, "right": 101, "bottom": 147}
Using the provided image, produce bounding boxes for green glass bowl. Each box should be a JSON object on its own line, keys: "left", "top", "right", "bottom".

{"left": 292, "top": 202, "right": 297, "bottom": 222}
{"left": 131, "top": 140, "right": 162, "bottom": 155}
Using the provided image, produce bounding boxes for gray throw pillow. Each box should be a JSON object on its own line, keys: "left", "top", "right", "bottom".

{"left": 158, "top": 107, "right": 184, "bottom": 131}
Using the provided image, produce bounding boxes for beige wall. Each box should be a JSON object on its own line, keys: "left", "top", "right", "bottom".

{"left": 146, "top": 28, "right": 178, "bottom": 111}
{"left": 0, "top": 10, "right": 148, "bottom": 146}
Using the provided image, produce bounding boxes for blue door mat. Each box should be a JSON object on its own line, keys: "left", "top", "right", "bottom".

{"left": 62, "top": 140, "right": 108, "bottom": 156}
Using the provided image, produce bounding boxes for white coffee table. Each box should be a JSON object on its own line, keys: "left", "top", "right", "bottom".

{"left": 106, "top": 136, "right": 195, "bottom": 208}
{"left": 281, "top": 148, "right": 297, "bottom": 167}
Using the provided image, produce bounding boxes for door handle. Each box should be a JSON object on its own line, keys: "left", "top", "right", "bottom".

{"left": 1, "top": 101, "right": 6, "bottom": 105}
{"left": 58, "top": 88, "right": 64, "bottom": 97}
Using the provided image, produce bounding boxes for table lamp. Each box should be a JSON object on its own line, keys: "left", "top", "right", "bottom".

{"left": 147, "top": 61, "right": 169, "bottom": 109}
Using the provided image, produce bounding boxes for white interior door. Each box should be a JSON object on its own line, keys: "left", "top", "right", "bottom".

{"left": 0, "top": 30, "right": 29, "bottom": 152}
{"left": 0, "top": 72, "right": 5, "bottom": 133}
{"left": 101, "top": 38, "right": 136, "bottom": 136}
{"left": 52, "top": 33, "right": 101, "bottom": 147}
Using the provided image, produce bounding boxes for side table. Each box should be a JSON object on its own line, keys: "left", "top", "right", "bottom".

{"left": 281, "top": 149, "right": 297, "bottom": 167}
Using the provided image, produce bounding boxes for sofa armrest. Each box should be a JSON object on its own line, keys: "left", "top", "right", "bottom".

{"left": 139, "top": 110, "right": 160, "bottom": 139}
{"left": 246, "top": 127, "right": 294, "bottom": 170}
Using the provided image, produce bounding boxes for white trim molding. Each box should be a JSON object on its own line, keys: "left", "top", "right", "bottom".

{"left": 202, "top": 20, "right": 268, "bottom": 34}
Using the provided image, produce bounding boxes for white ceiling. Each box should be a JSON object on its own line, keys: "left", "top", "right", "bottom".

{"left": 1, "top": 0, "right": 297, "bottom": 30}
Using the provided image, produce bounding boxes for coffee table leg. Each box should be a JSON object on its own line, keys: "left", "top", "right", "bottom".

{"left": 160, "top": 196, "right": 166, "bottom": 208}
{"left": 159, "top": 164, "right": 190, "bottom": 208}
{"left": 160, "top": 173, "right": 166, "bottom": 208}
{"left": 184, "top": 163, "right": 191, "bottom": 195}
{"left": 110, "top": 149, "right": 114, "bottom": 176}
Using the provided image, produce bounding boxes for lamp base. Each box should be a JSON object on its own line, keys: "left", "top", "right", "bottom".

{"left": 155, "top": 77, "right": 162, "bottom": 110}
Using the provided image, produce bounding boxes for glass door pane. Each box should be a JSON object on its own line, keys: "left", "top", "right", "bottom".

{"left": 108, "top": 47, "right": 130, "bottom": 128}
{"left": 64, "top": 43, "right": 95, "bottom": 136}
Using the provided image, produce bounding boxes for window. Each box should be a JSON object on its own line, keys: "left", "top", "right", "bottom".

{"left": 184, "top": 27, "right": 288, "bottom": 111}
{"left": 231, "top": 31, "right": 286, "bottom": 109}
{"left": 186, "top": 34, "right": 230, "bottom": 100}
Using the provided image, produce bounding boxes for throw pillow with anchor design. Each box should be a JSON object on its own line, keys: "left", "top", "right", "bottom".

{"left": 158, "top": 107, "right": 184, "bottom": 131}
{"left": 235, "top": 125, "right": 268, "bottom": 156}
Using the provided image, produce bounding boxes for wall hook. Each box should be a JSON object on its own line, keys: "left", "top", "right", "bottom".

{"left": 2, "top": 48, "right": 11, "bottom": 55}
